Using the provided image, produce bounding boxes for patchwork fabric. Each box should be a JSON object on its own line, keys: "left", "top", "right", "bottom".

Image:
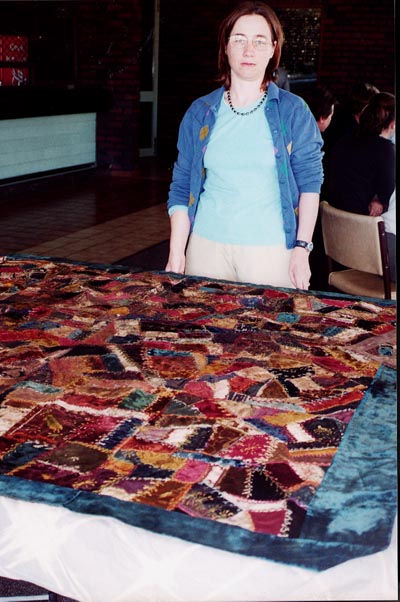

{"left": 0, "top": 256, "right": 396, "bottom": 570}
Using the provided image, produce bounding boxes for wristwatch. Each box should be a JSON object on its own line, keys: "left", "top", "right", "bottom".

{"left": 295, "top": 239, "right": 314, "bottom": 252}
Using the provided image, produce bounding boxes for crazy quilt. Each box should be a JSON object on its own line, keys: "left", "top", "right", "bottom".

{"left": 0, "top": 256, "right": 396, "bottom": 570}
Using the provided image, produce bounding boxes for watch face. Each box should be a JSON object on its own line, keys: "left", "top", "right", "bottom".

{"left": 307, "top": 242, "right": 314, "bottom": 252}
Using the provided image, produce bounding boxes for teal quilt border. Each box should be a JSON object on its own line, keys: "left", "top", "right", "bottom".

{"left": 0, "top": 365, "right": 396, "bottom": 571}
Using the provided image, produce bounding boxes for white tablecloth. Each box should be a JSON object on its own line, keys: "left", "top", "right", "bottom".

{"left": 0, "top": 496, "right": 397, "bottom": 602}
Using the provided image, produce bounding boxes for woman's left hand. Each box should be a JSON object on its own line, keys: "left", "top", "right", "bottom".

{"left": 288, "top": 247, "right": 311, "bottom": 290}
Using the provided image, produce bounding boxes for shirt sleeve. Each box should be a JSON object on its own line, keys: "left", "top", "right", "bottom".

{"left": 167, "top": 108, "right": 195, "bottom": 213}
{"left": 168, "top": 205, "right": 189, "bottom": 217}
{"left": 290, "top": 99, "right": 324, "bottom": 194}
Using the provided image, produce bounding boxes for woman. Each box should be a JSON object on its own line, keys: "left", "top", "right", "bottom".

{"left": 166, "top": 1, "right": 323, "bottom": 290}
{"left": 325, "top": 92, "right": 395, "bottom": 217}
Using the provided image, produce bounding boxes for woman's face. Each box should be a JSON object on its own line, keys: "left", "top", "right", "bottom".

{"left": 226, "top": 14, "right": 276, "bottom": 85}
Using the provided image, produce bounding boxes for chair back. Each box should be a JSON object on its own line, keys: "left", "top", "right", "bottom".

{"left": 320, "top": 201, "right": 387, "bottom": 274}
{"left": 320, "top": 201, "right": 393, "bottom": 299}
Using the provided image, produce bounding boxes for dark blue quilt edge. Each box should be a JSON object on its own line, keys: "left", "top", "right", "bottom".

{"left": 0, "top": 366, "right": 396, "bottom": 572}
{"left": 300, "top": 364, "right": 397, "bottom": 552}
{"left": 0, "top": 471, "right": 388, "bottom": 572}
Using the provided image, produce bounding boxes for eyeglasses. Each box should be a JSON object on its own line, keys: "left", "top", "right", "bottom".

{"left": 228, "top": 34, "right": 273, "bottom": 51}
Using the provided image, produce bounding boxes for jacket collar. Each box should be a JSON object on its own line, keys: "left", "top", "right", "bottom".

{"left": 201, "top": 87, "right": 225, "bottom": 113}
{"left": 266, "top": 81, "right": 279, "bottom": 101}
{"left": 201, "top": 80, "right": 281, "bottom": 114}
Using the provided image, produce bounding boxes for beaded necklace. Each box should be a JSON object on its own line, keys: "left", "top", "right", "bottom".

{"left": 226, "top": 89, "right": 268, "bottom": 116}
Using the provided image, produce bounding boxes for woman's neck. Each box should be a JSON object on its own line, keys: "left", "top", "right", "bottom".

{"left": 228, "top": 80, "right": 266, "bottom": 108}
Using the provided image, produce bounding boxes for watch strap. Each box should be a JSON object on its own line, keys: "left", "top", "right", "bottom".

{"left": 295, "top": 239, "right": 313, "bottom": 251}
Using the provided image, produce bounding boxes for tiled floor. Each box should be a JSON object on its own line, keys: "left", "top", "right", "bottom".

{"left": 0, "top": 158, "right": 172, "bottom": 265}
{"left": 0, "top": 159, "right": 330, "bottom": 291}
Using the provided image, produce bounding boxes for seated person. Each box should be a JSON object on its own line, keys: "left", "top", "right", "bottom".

{"left": 323, "top": 82, "right": 380, "bottom": 153}
{"left": 303, "top": 86, "right": 336, "bottom": 292}
{"left": 303, "top": 85, "right": 336, "bottom": 133}
{"left": 382, "top": 190, "right": 396, "bottom": 282}
{"left": 324, "top": 92, "right": 395, "bottom": 217}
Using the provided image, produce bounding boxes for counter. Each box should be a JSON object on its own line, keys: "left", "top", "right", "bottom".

{"left": 0, "top": 86, "right": 112, "bottom": 181}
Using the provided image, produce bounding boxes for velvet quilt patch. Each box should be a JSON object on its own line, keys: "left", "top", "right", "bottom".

{"left": 0, "top": 256, "right": 396, "bottom": 570}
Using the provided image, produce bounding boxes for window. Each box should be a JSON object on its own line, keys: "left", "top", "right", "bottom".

{"left": 275, "top": 8, "right": 321, "bottom": 91}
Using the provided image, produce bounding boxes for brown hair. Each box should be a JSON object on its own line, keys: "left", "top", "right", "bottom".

{"left": 349, "top": 82, "right": 380, "bottom": 116}
{"left": 217, "top": 1, "right": 284, "bottom": 90}
{"left": 359, "top": 92, "right": 395, "bottom": 136}
{"left": 304, "top": 86, "right": 337, "bottom": 121}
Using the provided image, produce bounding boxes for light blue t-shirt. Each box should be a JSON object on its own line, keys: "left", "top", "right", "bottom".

{"left": 193, "top": 95, "right": 285, "bottom": 246}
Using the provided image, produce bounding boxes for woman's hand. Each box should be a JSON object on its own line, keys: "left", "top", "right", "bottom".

{"left": 165, "top": 252, "right": 186, "bottom": 274}
{"left": 288, "top": 247, "right": 311, "bottom": 290}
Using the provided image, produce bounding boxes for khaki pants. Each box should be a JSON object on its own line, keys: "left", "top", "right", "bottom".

{"left": 185, "top": 233, "right": 294, "bottom": 289}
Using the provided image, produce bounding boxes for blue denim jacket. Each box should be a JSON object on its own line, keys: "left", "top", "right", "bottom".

{"left": 167, "top": 82, "right": 324, "bottom": 248}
